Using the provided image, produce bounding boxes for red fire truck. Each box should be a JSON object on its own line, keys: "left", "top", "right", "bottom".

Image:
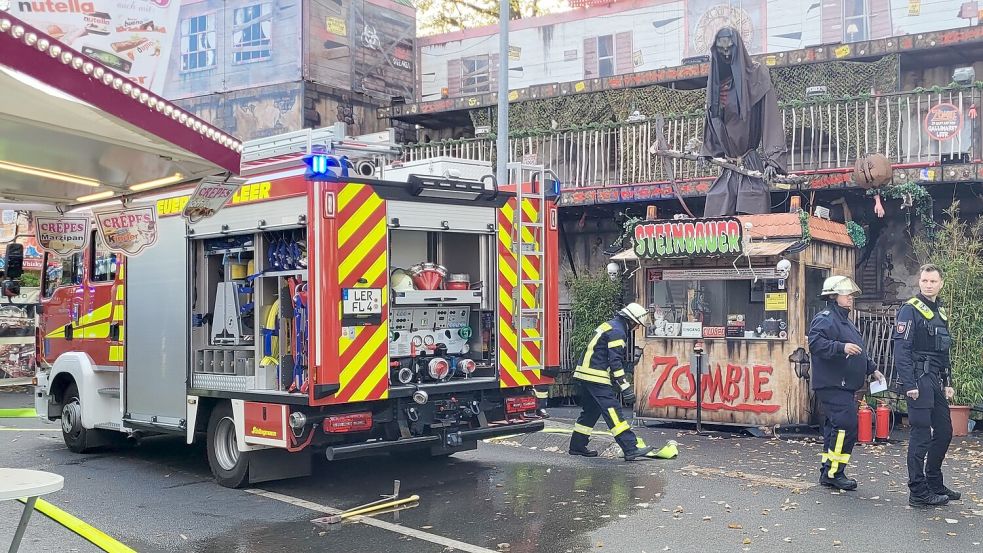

{"left": 34, "top": 126, "right": 560, "bottom": 487}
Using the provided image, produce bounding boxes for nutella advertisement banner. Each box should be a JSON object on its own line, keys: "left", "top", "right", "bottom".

{"left": 34, "top": 215, "right": 91, "bottom": 255}
{"left": 95, "top": 206, "right": 158, "bottom": 256}
{"left": 10, "top": 0, "right": 181, "bottom": 93}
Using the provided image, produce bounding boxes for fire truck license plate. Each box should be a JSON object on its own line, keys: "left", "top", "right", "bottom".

{"left": 342, "top": 288, "right": 382, "bottom": 315}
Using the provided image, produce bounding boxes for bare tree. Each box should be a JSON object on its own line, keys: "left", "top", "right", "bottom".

{"left": 416, "top": 0, "right": 570, "bottom": 35}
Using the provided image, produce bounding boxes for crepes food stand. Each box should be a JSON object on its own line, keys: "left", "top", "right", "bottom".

{"left": 613, "top": 213, "right": 856, "bottom": 427}
{"left": 0, "top": 12, "right": 240, "bottom": 387}
{"left": 0, "top": 13, "right": 240, "bottom": 210}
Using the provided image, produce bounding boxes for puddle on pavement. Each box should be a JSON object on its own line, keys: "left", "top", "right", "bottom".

{"left": 181, "top": 519, "right": 446, "bottom": 553}
{"left": 262, "top": 454, "right": 669, "bottom": 553}
{"left": 404, "top": 461, "right": 668, "bottom": 553}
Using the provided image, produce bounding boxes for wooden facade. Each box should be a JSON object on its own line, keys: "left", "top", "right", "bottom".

{"left": 624, "top": 214, "right": 855, "bottom": 427}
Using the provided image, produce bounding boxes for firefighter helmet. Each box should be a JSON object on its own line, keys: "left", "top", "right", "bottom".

{"left": 618, "top": 302, "right": 651, "bottom": 327}
{"left": 820, "top": 275, "right": 862, "bottom": 298}
{"left": 391, "top": 268, "right": 415, "bottom": 292}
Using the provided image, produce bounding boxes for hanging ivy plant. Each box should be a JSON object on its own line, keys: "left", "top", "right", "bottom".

{"left": 846, "top": 221, "right": 867, "bottom": 248}
{"left": 798, "top": 210, "right": 812, "bottom": 243}
{"left": 867, "top": 181, "right": 936, "bottom": 238}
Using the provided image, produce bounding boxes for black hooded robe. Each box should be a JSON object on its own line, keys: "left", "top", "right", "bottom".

{"left": 701, "top": 27, "right": 788, "bottom": 217}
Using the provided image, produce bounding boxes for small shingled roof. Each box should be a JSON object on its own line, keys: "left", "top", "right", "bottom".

{"left": 737, "top": 213, "right": 854, "bottom": 247}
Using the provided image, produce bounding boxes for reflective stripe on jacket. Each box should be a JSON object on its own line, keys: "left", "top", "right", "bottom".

{"left": 573, "top": 316, "right": 628, "bottom": 386}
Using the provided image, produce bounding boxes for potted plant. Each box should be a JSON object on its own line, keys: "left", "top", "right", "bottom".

{"left": 914, "top": 203, "right": 983, "bottom": 435}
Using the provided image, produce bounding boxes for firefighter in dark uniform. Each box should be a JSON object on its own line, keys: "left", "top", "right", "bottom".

{"left": 808, "top": 276, "right": 885, "bottom": 490}
{"left": 894, "top": 263, "right": 960, "bottom": 507}
{"left": 569, "top": 303, "right": 654, "bottom": 461}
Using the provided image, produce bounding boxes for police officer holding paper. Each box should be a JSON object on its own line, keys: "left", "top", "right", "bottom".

{"left": 808, "top": 276, "right": 885, "bottom": 491}
{"left": 894, "top": 264, "right": 960, "bottom": 507}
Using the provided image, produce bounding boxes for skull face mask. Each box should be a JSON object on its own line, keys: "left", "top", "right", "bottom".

{"left": 714, "top": 32, "right": 735, "bottom": 64}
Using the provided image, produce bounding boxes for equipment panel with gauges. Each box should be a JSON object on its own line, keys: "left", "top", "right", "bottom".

{"left": 388, "top": 306, "right": 481, "bottom": 384}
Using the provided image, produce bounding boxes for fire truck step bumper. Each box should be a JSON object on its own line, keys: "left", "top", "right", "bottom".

{"left": 325, "top": 436, "right": 440, "bottom": 461}
{"left": 455, "top": 420, "right": 545, "bottom": 442}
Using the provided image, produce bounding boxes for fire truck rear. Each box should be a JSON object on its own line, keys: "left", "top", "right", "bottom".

{"left": 33, "top": 125, "right": 560, "bottom": 487}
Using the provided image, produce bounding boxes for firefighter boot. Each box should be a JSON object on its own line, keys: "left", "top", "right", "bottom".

{"left": 930, "top": 485, "right": 961, "bottom": 501}
{"left": 569, "top": 428, "right": 598, "bottom": 457}
{"left": 819, "top": 471, "right": 858, "bottom": 491}
{"left": 623, "top": 446, "right": 655, "bottom": 461}
{"left": 909, "top": 492, "right": 950, "bottom": 508}
{"left": 569, "top": 448, "right": 599, "bottom": 457}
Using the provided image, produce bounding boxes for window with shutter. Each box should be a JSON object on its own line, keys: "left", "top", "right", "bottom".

{"left": 462, "top": 55, "right": 491, "bottom": 94}
{"left": 597, "top": 35, "right": 614, "bottom": 78}
{"left": 447, "top": 58, "right": 464, "bottom": 97}
{"left": 583, "top": 37, "right": 597, "bottom": 79}
{"left": 615, "top": 32, "right": 632, "bottom": 74}
{"left": 843, "top": 0, "right": 869, "bottom": 43}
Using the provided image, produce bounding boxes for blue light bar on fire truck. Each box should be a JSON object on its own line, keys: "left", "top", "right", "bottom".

{"left": 408, "top": 174, "right": 499, "bottom": 202}
{"left": 304, "top": 153, "right": 349, "bottom": 179}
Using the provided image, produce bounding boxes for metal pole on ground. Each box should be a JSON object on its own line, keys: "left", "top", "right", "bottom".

{"left": 693, "top": 340, "right": 705, "bottom": 435}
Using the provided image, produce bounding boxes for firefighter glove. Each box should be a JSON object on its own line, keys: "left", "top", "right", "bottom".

{"left": 622, "top": 387, "right": 636, "bottom": 406}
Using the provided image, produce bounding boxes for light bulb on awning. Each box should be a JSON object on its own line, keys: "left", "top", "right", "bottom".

{"left": 76, "top": 190, "right": 115, "bottom": 203}
{"left": 129, "top": 173, "right": 184, "bottom": 191}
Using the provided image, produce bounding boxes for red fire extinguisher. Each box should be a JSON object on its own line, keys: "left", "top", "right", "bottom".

{"left": 875, "top": 401, "right": 891, "bottom": 440}
{"left": 858, "top": 402, "right": 873, "bottom": 443}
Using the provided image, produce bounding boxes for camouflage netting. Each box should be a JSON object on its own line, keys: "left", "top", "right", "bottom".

{"left": 469, "top": 55, "right": 901, "bottom": 134}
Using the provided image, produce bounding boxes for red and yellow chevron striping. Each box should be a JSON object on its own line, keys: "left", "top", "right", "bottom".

{"left": 497, "top": 197, "right": 550, "bottom": 389}
{"left": 334, "top": 183, "right": 390, "bottom": 403}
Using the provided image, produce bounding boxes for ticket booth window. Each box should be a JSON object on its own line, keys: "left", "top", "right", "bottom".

{"left": 646, "top": 271, "right": 789, "bottom": 341}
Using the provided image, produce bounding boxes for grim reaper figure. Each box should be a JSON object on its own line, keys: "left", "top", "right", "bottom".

{"left": 700, "top": 27, "right": 787, "bottom": 216}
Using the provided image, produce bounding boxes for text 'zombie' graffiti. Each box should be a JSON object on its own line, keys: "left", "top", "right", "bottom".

{"left": 646, "top": 356, "right": 780, "bottom": 414}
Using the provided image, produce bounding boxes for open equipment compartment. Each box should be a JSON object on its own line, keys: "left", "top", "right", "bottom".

{"left": 189, "top": 225, "right": 309, "bottom": 396}
{"left": 387, "top": 225, "right": 498, "bottom": 389}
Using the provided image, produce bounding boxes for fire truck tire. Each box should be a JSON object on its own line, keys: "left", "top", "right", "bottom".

{"left": 61, "top": 383, "right": 105, "bottom": 454}
{"left": 206, "top": 402, "right": 250, "bottom": 488}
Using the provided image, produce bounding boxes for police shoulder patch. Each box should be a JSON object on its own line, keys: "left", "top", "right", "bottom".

{"left": 896, "top": 321, "right": 908, "bottom": 334}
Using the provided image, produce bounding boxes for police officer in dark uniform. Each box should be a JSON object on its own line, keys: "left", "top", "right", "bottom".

{"left": 569, "top": 303, "right": 654, "bottom": 461}
{"left": 808, "top": 276, "right": 885, "bottom": 490}
{"left": 894, "top": 263, "right": 959, "bottom": 507}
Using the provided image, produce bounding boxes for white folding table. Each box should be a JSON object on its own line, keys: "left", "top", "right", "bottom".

{"left": 0, "top": 468, "right": 64, "bottom": 553}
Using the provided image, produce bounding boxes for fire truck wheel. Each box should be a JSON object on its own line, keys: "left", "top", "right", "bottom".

{"left": 61, "top": 383, "right": 103, "bottom": 453}
{"left": 206, "top": 402, "right": 249, "bottom": 488}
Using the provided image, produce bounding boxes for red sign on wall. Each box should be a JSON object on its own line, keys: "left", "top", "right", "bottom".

{"left": 646, "top": 355, "right": 780, "bottom": 414}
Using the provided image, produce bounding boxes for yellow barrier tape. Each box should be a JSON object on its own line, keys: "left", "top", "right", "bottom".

{"left": 0, "top": 408, "right": 38, "bottom": 418}
{"left": 17, "top": 497, "right": 136, "bottom": 553}
{"left": 0, "top": 427, "right": 58, "bottom": 432}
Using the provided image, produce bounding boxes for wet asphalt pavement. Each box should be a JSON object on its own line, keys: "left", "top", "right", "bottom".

{"left": 2, "top": 390, "right": 982, "bottom": 553}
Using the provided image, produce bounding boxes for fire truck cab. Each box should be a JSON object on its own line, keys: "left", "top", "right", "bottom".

{"left": 34, "top": 125, "right": 560, "bottom": 487}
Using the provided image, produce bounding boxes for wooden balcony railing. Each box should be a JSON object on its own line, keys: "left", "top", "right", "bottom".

{"left": 402, "top": 86, "right": 981, "bottom": 188}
